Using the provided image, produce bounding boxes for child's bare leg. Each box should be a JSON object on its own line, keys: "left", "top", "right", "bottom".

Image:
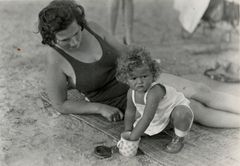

{"left": 158, "top": 73, "right": 240, "bottom": 114}
{"left": 190, "top": 99, "right": 240, "bottom": 128}
{"left": 171, "top": 105, "right": 194, "bottom": 133}
{"left": 123, "top": 0, "right": 133, "bottom": 44}
{"left": 164, "top": 105, "right": 194, "bottom": 153}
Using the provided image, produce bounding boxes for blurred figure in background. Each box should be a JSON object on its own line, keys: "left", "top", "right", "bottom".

{"left": 174, "top": 0, "right": 239, "bottom": 39}
{"left": 109, "top": 0, "right": 134, "bottom": 45}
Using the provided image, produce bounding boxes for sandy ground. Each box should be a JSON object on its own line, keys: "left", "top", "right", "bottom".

{"left": 0, "top": 0, "right": 239, "bottom": 166}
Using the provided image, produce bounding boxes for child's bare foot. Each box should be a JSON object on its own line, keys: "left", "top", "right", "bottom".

{"left": 164, "top": 135, "right": 184, "bottom": 153}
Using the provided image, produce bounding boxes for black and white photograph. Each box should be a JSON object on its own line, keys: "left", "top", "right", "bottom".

{"left": 0, "top": 0, "right": 239, "bottom": 165}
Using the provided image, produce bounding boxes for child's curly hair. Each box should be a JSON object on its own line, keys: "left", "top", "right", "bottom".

{"left": 116, "top": 45, "right": 161, "bottom": 83}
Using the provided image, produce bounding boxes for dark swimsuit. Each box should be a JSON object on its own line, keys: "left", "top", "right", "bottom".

{"left": 52, "top": 25, "right": 129, "bottom": 112}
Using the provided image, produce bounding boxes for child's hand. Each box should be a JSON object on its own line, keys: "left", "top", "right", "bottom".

{"left": 121, "top": 131, "right": 131, "bottom": 140}
{"left": 122, "top": 130, "right": 140, "bottom": 141}
{"left": 129, "top": 133, "right": 140, "bottom": 141}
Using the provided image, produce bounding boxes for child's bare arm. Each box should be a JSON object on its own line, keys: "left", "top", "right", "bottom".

{"left": 129, "top": 85, "right": 165, "bottom": 140}
{"left": 124, "top": 90, "right": 137, "bottom": 132}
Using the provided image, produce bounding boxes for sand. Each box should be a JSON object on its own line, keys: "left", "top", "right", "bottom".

{"left": 0, "top": 0, "right": 239, "bottom": 166}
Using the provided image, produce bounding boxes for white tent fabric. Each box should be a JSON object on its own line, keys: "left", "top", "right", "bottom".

{"left": 225, "top": 0, "right": 240, "bottom": 5}
{"left": 174, "top": 0, "right": 210, "bottom": 33}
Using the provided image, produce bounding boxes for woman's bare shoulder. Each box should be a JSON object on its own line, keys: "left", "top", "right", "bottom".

{"left": 46, "top": 49, "right": 74, "bottom": 82}
{"left": 46, "top": 49, "right": 65, "bottom": 66}
{"left": 45, "top": 49, "right": 68, "bottom": 76}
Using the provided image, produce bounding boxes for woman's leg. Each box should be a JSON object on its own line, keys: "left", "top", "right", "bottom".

{"left": 158, "top": 73, "right": 240, "bottom": 114}
{"left": 109, "top": 0, "right": 121, "bottom": 35}
{"left": 123, "top": 0, "right": 134, "bottom": 44}
{"left": 191, "top": 84, "right": 240, "bottom": 114}
{"left": 190, "top": 99, "right": 240, "bottom": 128}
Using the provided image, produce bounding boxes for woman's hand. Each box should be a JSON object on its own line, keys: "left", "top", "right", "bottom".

{"left": 99, "top": 104, "right": 124, "bottom": 122}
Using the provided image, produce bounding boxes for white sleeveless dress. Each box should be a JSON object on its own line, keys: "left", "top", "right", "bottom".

{"left": 132, "top": 82, "right": 192, "bottom": 136}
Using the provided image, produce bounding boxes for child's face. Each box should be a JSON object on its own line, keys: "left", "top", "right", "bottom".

{"left": 127, "top": 65, "right": 154, "bottom": 93}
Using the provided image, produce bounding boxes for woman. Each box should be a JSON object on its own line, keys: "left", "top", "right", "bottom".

{"left": 38, "top": 0, "right": 240, "bottom": 127}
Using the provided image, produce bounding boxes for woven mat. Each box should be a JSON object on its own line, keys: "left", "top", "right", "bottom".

{"left": 39, "top": 74, "right": 240, "bottom": 166}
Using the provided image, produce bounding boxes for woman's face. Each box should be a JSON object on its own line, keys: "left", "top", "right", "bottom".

{"left": 127, "top": 65, "right": 154, "bottom": 93}
{"left": 55, "top": 20, "right": 83, "bottom": 49}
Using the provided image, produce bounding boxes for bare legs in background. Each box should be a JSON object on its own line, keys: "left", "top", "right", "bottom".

{"left": 109, "top": 0, "right": 134, "bottom": 45}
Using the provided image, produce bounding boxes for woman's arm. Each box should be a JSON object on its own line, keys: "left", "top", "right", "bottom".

{"left": 45, "top": 54, "right": 123, "bottom": 121}
{"left": 129, "top": 85, "right": 165, "bottom": 140}
{"left": 124, "top": 90, "right": 137, "bottom": 131}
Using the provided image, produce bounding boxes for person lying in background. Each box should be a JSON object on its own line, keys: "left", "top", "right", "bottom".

{"left": 174, "top": 0, "right": 239, "bottom": 38}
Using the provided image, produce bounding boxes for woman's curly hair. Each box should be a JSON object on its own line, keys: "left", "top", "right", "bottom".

{"left": 116, "top": 45, "right": 161, "bottom": 84}
{"left": 38, "top": 0, "right": 86, "bottom": 46}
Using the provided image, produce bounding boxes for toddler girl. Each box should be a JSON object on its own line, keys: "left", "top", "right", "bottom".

{"left": 116, "top": 46, "right": 194, "bottom": 153}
